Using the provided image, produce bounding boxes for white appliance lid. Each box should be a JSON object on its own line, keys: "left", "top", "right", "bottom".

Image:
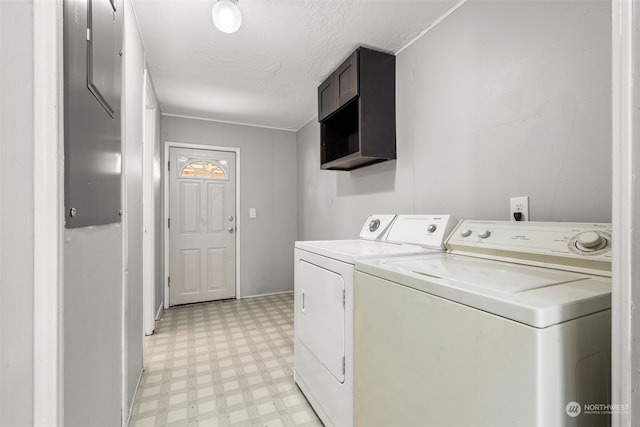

{"left": 295, "top": 239, "right": 439, "bottom": 265}
{"left": 356, "top": 254, "right": 611, "bottom": 328}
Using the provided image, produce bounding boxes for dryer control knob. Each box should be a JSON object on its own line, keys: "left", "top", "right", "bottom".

{"left": 369, "top": 219, "right": 381, "bottom": 232}
{"left": 478, "top": 230, "right": 491, "bottom": 239}
{"left": 460, "top": 229, "right": 472, "bottom": 237}
{"left": 577, "top": 231, "right": 603, "bottom": 249}
{"left": 427, "top": 224, "right": 437, "bottom": 233}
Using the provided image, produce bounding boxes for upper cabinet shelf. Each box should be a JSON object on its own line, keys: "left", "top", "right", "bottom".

{"left": 318, "top": 47, "right": 396, "bottom": 171}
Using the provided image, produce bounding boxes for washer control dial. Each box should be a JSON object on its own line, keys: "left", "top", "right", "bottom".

{"left": 577, "top": 231, "right": 603, "bottom": 249}
{"left": 369, "top": 219, "right": 381, "bottom": 232}
{"left": 478, "top": 230, "right": 491, "bottom": 239}
{"left": 460, "top": 229, "right": 472, "bottom": 237}
{"left": 427, "top": 224, "right": 437, "bottom": 233}
{"left": 568, "top": 230, "right": 610, "bottom": 255}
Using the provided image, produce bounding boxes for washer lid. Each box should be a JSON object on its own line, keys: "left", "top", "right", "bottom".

{"left": 356, "top": 254, "right": 611, "bottom": 328}
{"left": 295, "top": 239, "right": 437, "bottom": 264}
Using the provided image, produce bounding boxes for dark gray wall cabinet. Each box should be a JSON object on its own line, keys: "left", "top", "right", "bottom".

{"left": 318, "top": 47, "right": 396, "bottom": 171}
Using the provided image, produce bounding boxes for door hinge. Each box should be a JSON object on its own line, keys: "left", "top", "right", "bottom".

{"left": 342, "top": 356, "right": 346, "bottom": 374}
{"left": 168, "top": 160, "right": 170, "bottom": 171}
{"left": 343, "top": 289, "right": 346, "bottom": 308}
{"left": 168, "top": 218, "right": 170, "bottom": 228}
{"left": 168, "top": 277, "right": 170, "bottom": 287}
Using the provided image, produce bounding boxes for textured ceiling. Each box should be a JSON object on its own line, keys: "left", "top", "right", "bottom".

{"left": 132, "top": 0, "right": 459, "bottom": 130}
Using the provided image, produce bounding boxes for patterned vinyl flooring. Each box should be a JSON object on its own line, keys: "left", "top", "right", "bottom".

{"left": 128, "top": 293, "right": 322, "bottom": 427}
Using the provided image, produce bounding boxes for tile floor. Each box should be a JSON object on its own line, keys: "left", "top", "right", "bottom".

{"left": 128, "top": 293, "right": 323, "bottom": 427}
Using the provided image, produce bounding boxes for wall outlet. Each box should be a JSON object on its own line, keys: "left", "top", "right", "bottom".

{"left": 510, "top": 196, "right": 529, "bottom": 221}
{"left": 249, "top": 208, "right": 256, "bottom": 218}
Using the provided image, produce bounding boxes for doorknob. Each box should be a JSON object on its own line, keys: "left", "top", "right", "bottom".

{"left": 228, "top": 215, "right": 234, "bottom": 222}
{"left": 228, "top": 227, "right": 235, "bottom": 234}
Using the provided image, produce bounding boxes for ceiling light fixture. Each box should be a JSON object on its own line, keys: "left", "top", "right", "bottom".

{"left": 212, "top": 0, "right": 242, "bottom": 34}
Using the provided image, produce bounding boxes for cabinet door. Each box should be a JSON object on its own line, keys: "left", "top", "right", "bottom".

{"left": 336, "top": 50, "right": 359, "bottom": 108}
{"left": 318, "top": 74, "right": 337, "bottom": 122}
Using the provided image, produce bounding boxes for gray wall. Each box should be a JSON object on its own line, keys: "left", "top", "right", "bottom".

{"left": 162, "top": 116, "right": 297, "bottom": 297}
{"left": 63, "top": 0, "right": 125, "bottom": 423}
{"left": 123, "top": 0, "right": 145, "bottom": 416}
{"left": 64, "top": 226, "right": 122, "bottom": 427}
{"left": 63, "top": 0, "right": 126, "bottom": 425}
{"left": 0, "top": 1, "right": 34, "bottom": 425}
{"left": 297, "top": 0, "right": 612, "bottom": 240}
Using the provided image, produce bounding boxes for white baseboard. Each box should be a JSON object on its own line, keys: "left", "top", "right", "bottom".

{"left": 143, "top": 304, "right": 163, "bottom": 337}
{"left": 241, "top": 290, "right": 293, "bottom": 299}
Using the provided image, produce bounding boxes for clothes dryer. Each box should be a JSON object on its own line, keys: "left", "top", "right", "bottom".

{"left": 354, "top": 220, "right": 612, "bottom": 427}
{"left": 294, "top": 214, "right": 457, "bottom": 427}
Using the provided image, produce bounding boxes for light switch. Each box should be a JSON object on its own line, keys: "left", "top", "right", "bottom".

{"left": 249, "top": 208, "right": 256, "bottom": 218}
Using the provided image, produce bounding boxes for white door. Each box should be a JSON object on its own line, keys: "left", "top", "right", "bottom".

{"left": 169, "top": 147, "right": 236, "bottom": 305}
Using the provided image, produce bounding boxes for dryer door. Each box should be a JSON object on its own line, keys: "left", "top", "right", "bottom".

{"left": 297, "top": 260, "right": 345, "bottom": 383}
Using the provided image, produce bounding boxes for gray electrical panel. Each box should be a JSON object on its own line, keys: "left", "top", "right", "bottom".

{"left": 64, "top": 0, "right": 123, "bottom": 228}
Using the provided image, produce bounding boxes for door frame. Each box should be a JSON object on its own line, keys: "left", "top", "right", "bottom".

{"left": 612, "top": 0, "right": 638, "bottom": 424}
{"left": 142, "top": 69, "right": 157, "bottom": 335}
{"left": 164, "top": 141, "right": 241, "bottom": 308}
{"left": 33, "top": 0, "right": 63, "bottom": 424}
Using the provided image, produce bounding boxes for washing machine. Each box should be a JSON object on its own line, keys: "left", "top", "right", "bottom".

{"left": 294, "top": 214, "right": 457, "bottom": 427}
{"left": 354, "top": 220, "right": 612, "bottom": 427}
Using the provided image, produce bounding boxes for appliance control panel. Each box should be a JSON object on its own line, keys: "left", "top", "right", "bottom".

{"left": 385, "top": 215, "right": 457, "bottom": 249}
{"left": 359, "top": 214, "right": 397, "bottom": 240}
{"left": 446, "top": 220, "right": 612, "bottom": 275}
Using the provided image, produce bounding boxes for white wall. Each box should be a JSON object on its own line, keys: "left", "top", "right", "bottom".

{"left": 0, "top": 1, "right": 34, "bottom": 425}
{"left": 297, "top": 0, "right": 612, "bottom": 240}
{"left": 162, "top": 116, "right": 298, "bottom": 297}
{"left": 123, "top": 0, "right": 145, "bottom": 417}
